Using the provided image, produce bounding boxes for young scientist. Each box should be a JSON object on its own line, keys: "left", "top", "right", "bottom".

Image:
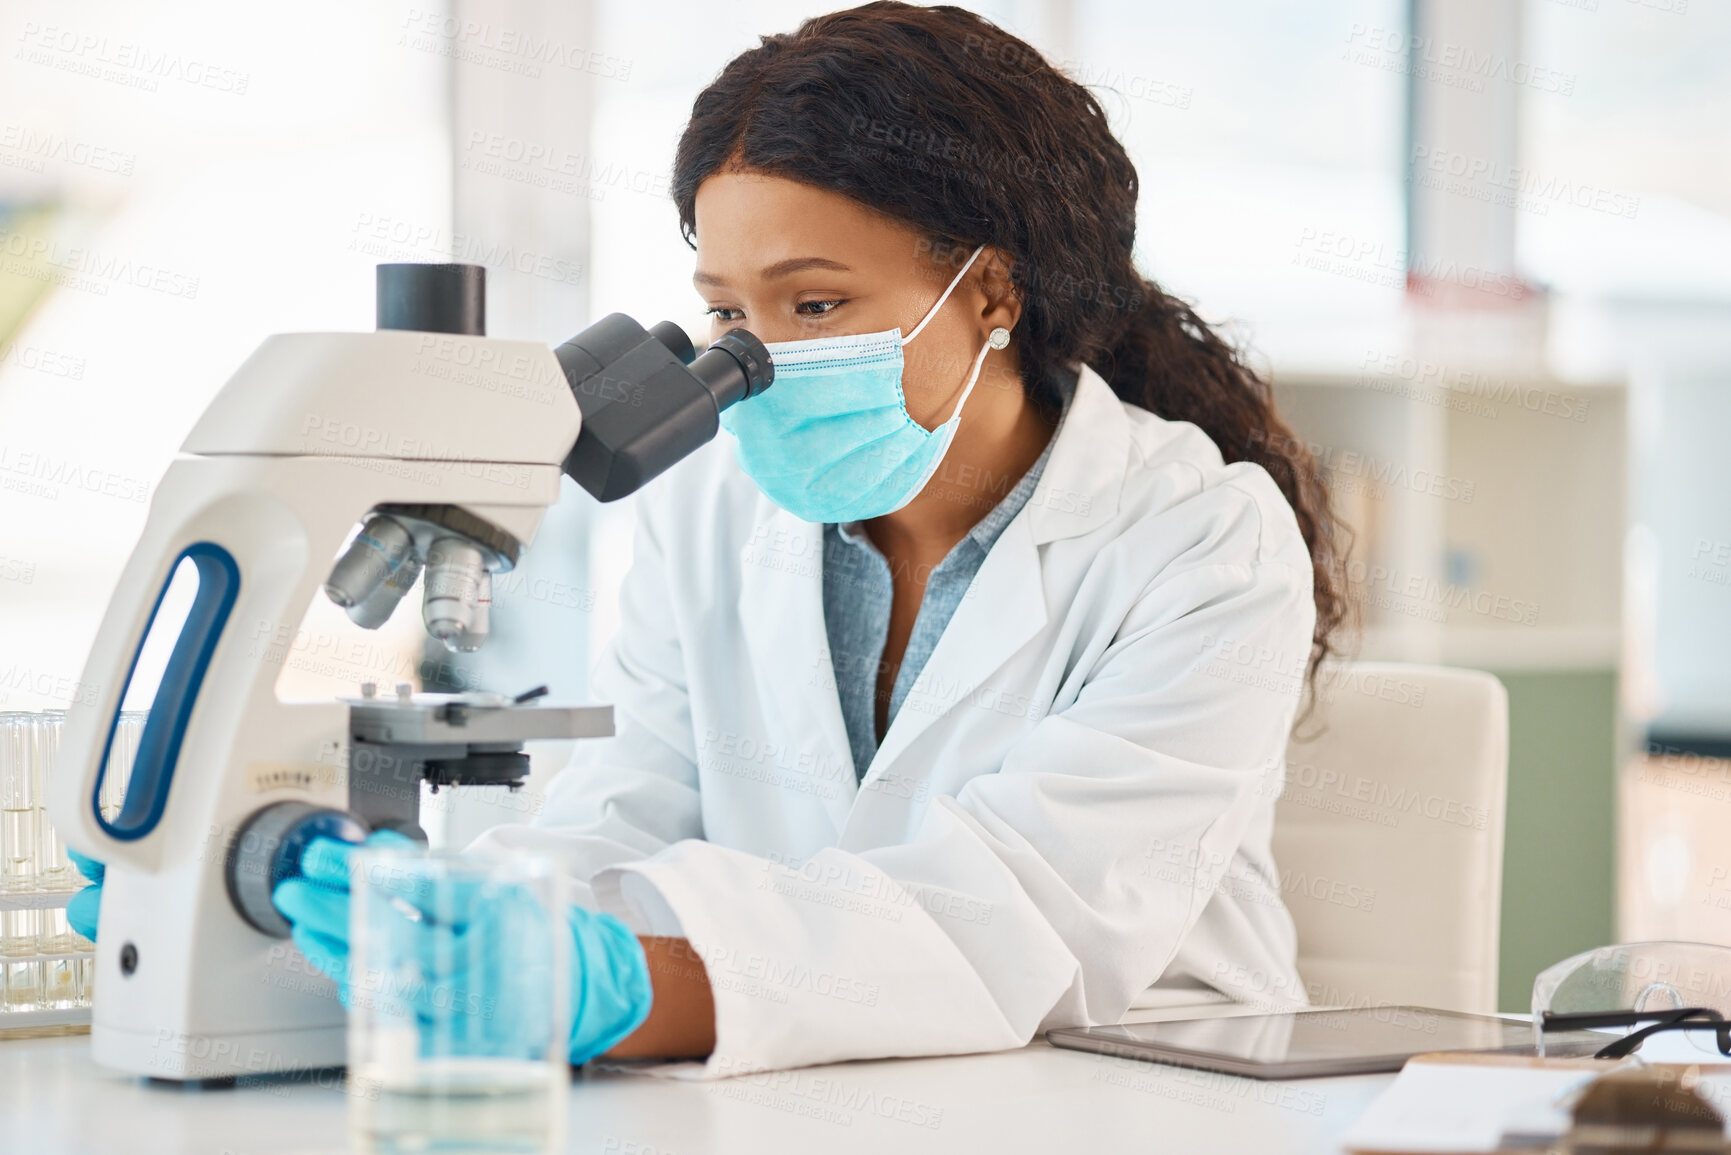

{"left": 75, "top": 3, "right": 1348, "bottom": 1074}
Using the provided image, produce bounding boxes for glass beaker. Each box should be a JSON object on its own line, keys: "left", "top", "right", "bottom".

{"left": 347, "top": 846, "right": 570, "bottom": 1155}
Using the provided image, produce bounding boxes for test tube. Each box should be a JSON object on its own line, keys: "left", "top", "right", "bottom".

{"left": 56, "top": 710, "right": 115, "bottom": 958}
{"left": 3, "top": 959, "right": 42, "bottom": 1011}
{"left": 0, "top": 714, "right": 40, "bottom": 1010}
{"left": 0, "top": 712, "right": 35, "bottom": 894}
{"left": 39, "top": 904, "right": 75, "bottom": 957}
{"left": 34, "top": 710, "right": 71, "bottom": 891}
{"left": 0, "top": 907, "right": 39, "bottom": 966}
{"left": 99, "top": 712, "right": 145, "bottom": 823}
{"left": 40, "top": 951, "right": 77, "bottom": 1009}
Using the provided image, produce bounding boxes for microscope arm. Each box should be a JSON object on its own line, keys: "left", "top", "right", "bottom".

{"left": 48, "top": 484, "right": 251, "bottom": 871}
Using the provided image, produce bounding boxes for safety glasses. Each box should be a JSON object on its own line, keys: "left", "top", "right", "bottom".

{"left": 1534, "top": 941, "right": 1731, "bottom": 1059}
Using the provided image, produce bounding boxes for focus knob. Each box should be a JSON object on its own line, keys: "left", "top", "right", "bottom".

{"left": 225, "top": 801, "right": 367, "bottom": 938}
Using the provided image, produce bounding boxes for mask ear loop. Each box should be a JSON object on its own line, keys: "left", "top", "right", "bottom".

{"left": 934, "top": 327, "right": 1004, "bottom": 428}
{"left": 901, "top": 243, "right": 986, "bottom": 346}
{"left": 901, "top": 242, "right": 1006, "bottom": 430}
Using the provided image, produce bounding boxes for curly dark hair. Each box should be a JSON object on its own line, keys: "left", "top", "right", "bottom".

{"left": 672, "top": 1, "right": 1350, "bottom": 689}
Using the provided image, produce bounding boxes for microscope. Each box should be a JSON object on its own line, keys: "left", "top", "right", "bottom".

{"left": 47, "top": 263, "right": 772, "bottom": 1081}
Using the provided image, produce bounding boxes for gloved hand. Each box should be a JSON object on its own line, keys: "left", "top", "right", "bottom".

{"left": 271, "top": 828, "right": 417, "bottom": 1004}
{"left": 66, "top": 848, "right": 104, "bottom": 941}
{"left": 272, "top": 835, "right": 654, "bottom": 1063}
{"left": 564, "top": 904, "right": 655, "bottom": 1063}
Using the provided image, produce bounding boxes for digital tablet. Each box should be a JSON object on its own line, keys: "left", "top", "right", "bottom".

{"left": 1046, "top": 1005, "right": 1609, "bottom": 1079}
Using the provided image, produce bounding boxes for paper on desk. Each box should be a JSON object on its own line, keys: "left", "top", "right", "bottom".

{"left": 1342, "top": 1057, "right": 1731, "bottom": 1154}
{"left": 1340, "top": 1062, "right": 1595, "bottom": 1154}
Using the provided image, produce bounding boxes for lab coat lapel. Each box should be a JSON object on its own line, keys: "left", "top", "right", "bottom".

{"left": 1025, "top": 364, "right": 1128, "bottom": 546}
{"left": 864, "top": 365, "right": 1131, "bottom": 781}
{"left": 865, "top": 515, "right": 1047, "bottom": 780}
{"left": 737, "top": 501, "right": 859, "bottom": 830}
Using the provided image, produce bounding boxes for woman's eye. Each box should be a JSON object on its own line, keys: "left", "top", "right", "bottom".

{"left": 795, "top": 299, "right": 846, "bottom": 316}
{"left": 705, "top": 306, "right": 744, "bottom": 322}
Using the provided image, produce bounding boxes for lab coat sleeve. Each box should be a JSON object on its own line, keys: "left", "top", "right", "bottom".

{"left": 593, "top": 482, "right": 1315, "bottom": 1075}
{"left": 467, "top": 501, "right": 703, "bottom": 919}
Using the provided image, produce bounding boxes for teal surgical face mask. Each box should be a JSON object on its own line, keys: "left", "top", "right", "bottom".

{"left": 719, "top": 243, "right": 1011, "bottom": 524}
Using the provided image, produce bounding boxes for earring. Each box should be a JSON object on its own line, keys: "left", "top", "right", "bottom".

{"left": 988, "top": 327, "right": 1011, "bottom": 350}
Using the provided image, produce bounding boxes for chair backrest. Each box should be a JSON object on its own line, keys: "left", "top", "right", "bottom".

{"left": 1274, "top": 663, "right": 1509, "bottom": 1014}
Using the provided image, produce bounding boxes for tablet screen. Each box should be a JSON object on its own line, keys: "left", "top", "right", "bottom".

{"left": 1086, "top": 1006, "right": 1524, "bottom": 1064}
{"left": 1047, "top": 1006, "right": 1609, "bottom": 1078}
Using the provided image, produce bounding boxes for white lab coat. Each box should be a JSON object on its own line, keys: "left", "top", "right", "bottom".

{"left": 471, "top": 364, "right": 1314, "bottom": 1076}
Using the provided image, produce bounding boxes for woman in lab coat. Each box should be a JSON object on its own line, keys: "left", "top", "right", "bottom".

{"left": 470, "top": 3, "right": 1349, "bottom": 1073}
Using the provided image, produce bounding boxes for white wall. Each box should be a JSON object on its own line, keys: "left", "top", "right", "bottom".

{"left": 0, "top": 0, "right": 451, "bottom": 709}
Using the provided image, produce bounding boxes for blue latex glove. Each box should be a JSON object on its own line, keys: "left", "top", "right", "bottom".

{"left": 564, "top": 904, "right": 654, "bottom": 1063}
{"left": 272, "top": 835, "right": 653, "bottom": 1063}
{"left": 66, "top": 848, "right": 104, "bottom": 941}
{"left": 271, "top": 829, "right": 417, "bottom": 1004}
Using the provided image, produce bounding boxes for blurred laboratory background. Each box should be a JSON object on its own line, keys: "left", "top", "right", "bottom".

{"left": 0, "top": 0, "right": 1727, "bottom": 1016}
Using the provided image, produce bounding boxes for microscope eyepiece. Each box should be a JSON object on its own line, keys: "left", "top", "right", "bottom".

{"left": 701, "top": 329, "right": 774, "bottom": 406}
{"left": 649, "top": 320, "right": 696, "bottom": 365}
{"left": 554, "top": 316, "right": 773, "bottom": 502}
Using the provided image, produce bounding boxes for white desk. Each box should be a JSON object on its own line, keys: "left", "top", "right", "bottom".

{"left": 2, "top": 1033, "right": 1392, "bottom": 1154}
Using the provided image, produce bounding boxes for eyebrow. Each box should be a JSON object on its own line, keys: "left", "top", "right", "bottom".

{"left": 692, "top": 256, "right": 853, "bottom": 288}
